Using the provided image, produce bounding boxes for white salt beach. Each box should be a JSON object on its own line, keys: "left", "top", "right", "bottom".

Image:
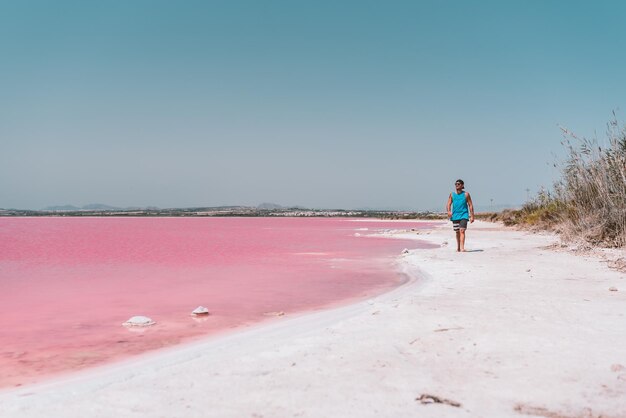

{"left": 1, "top": 220, "right": 625, "bottom": 417}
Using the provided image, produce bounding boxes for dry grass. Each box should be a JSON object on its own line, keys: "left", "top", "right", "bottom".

{"left": 555, "top": 118, "right": 626, "bottom": 247}
{"left": 494, "top": 116, "right": 626, "bottom": 248}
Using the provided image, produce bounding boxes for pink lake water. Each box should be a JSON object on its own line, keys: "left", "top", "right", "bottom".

{"left": 0, "top": 217, "right": 435, "bottom": 388}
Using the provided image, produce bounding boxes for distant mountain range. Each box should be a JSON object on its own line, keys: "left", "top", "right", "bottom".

{"left": 43, "top": 205, "right": 82, "bottom": 211}
{"left": 43, "top": 204, "right": 160, "bottom": 211}
{"left": 37, "top": 202, "right": 521, "bottom": 213}
{"left": 256, "top": 202, "right": 283, "bottom": 210}
{"left": 42, "top": 203, "right": 293, "bottom": 211}
{"left": 256, "top": 202, "right": 306, "bottom": 210}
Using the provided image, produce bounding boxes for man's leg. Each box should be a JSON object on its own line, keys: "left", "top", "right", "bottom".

{"left": 453, "top": 220, "right": 462, "bottom": 252}
{"left": 459, "top": 229, "right": 466, "bottom": 252}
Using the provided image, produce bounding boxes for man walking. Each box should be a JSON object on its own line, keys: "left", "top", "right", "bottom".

{"left": 446, "top": 179, "right": 475, "bottom": 252}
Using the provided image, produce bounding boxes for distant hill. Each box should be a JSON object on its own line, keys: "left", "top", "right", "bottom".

{"left": 257, "top": 202, "right": 308, "bottom": 210}
{"left": 125, "top": 206, "right": 160, "bottom": 211}
{"left": 43, "top": 204, "right": 160, "bottom": 211}
{"left": 44, "top": 205, "right": 81, "bottom": 211}
{"left": 82, "top": 203, "right": 120, "bottom": 210}
{"left": 257, "top": 202, "right": 284, "bottom": 210}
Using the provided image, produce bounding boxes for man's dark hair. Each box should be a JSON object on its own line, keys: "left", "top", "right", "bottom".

{"left": 455, "top": 179, "right": 464, "bottom": 185}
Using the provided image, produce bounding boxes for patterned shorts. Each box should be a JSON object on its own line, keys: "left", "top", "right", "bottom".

{"left": 452, "top": 219, "right": 468, "bottom": 231}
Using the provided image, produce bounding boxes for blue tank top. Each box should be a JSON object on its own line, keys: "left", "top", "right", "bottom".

{"left": 451, "top": 191, "right": 469, "bottom": 220}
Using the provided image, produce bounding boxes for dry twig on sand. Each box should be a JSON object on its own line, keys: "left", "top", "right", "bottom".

{"left": 416, "top": 393, "right": 462, "bottom": 408}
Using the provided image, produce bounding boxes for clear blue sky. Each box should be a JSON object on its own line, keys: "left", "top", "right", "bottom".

{"left": 1, "top": 1, "right": 625, "bottom": 210}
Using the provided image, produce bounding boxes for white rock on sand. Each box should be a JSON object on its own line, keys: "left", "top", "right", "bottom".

{"left": 190, "top": 306, "right": 210, "bottom": 316}
{"left": 121, "top": 316, "right": 155, "bottom": 327}
{"left": 1, "top": 220, "right": 625, "bottom": 417}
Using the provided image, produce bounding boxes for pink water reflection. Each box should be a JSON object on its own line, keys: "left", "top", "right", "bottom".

{"left": 0, "top": 217, "right": 435, "bottom": 388}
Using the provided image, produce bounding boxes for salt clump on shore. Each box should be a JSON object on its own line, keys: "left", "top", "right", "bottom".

{"left": 122, "top": 316, "right": 156, "bottom": 327}
{"left": 191, "top": 306, "right": 210, "bottom": 316}
{"left": 263, "top": 311, "right": 285, "bottom": 316}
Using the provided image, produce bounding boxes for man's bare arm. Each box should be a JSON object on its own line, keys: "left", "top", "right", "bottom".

{"left": 446, "top": 194, "right": 452, "bottom": 219}
{"left": 466, "top": 192, "right": 475, "bottom": 223}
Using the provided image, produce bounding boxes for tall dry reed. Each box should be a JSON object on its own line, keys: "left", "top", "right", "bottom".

{"left": 500, "top": 116, "right": 626, "bottom": 247}
{"left": 549, "top": 116, "right": 626, "bottom": 247}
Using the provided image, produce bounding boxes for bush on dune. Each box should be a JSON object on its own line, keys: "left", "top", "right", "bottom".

{"left": 495, "top": 191, "right": 560, "bottom": 228}
{"left": 556, "top": 118, "right": 626, "bottom": 246}
{"left": 499, "top": 116, "right": 626, "bottom": 248}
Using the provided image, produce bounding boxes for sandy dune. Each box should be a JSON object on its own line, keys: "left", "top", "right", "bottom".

{"left": 1, "top": 221, "right": 625, "bottom": 417}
